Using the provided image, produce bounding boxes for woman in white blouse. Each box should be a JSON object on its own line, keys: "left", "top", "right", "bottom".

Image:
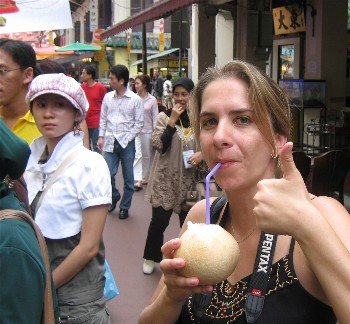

{"left": 24, "top": 73, "right": 112, "bottom": 323}
{"left": 134, "top": 74, "right": 159, "bottom": 186}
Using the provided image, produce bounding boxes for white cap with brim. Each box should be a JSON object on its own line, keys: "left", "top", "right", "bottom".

{"left": 26, "top": 73, "right": 89, "bottom": 121}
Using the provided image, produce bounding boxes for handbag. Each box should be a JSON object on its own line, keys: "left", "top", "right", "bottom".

{"left": 184, "top": 161, "right": 224, "bottom": 211}
{"left": 103, "top": 260, "right": 119, "bottom": 300}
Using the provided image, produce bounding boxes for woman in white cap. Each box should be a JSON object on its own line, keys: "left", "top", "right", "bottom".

{"left": 24, "top": 73, "right": 112, "bottom": 323}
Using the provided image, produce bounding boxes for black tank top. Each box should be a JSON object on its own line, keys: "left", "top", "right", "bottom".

{"left": 176, "top": 202, "right": 336, "bottom": 323}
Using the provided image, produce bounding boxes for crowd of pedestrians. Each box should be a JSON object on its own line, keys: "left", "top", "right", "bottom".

{"left": 1, "top": 38, "right": 350, "bottom": 324}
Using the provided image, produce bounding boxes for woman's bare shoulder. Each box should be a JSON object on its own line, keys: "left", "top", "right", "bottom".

{"left": 294, "top": 195, "right": 350, "bottom": 305}
{"left": 310, "top": 195, "right": 350, "bottom": 246}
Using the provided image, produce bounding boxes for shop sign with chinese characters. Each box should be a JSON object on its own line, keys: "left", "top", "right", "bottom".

{"left": 90, "top": 0, "right": 98, "bottom": 32}
{"left": 273, "top": 5, "right": 306, "bottom": 35}
{"left": 94, "top": 43, "right": 105, "bottom": 62}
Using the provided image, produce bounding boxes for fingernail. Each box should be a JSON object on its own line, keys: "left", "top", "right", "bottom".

{"left": 175, "top": 259, "right": 183, "bottom": 266}
{"left": 189, "top": 279, "right": 198, "bottom": 286}
{"left": 172, "top": 238, "right": 180, "bottom": 245}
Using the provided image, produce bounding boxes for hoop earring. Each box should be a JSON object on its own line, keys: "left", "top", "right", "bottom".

{"left": 73, "top": 121, "right": 81, "bottom": 136}
{"left": 271, "top": 147, "right": 278, "bottom": 159}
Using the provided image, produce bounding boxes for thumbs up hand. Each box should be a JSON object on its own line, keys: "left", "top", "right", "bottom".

{"left": 253, "top": 142, "right": 319, "bottom": 236}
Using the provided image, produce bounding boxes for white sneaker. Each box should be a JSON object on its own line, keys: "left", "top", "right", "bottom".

{"left": 143, "top": 259, "right": 155, "bottom": 274}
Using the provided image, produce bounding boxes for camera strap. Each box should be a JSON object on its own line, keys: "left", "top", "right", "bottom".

{"left": 245, "top": 232, "right": 278, "bottom": 323}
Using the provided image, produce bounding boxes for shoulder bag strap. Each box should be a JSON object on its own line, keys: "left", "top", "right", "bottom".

{"left": 35, "top": 146, "right": 84, "bottom": 213}
{"left": 210, "top": 196, "right": 227, "bottom": 224}
{"left": 245, "top": 232, "right": 278, "bottom": 323}
{"left": 0, "top": 209, "right": 55, "bottom": 324}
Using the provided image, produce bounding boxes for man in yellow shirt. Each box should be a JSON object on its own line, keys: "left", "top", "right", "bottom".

{"left": 0, "top": 38, "right": 40, "bottom": 144}
{"left": 8, "top": 110, "right": 41, "bottom": 144}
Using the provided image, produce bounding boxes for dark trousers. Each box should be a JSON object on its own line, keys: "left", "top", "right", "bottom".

{"left": 143, "top": 206, "right": 188, "bottom": 262}
{"left": 88, "top": 128, "right": 101, "bottom": 154}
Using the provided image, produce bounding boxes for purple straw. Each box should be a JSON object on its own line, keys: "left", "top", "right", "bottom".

{"left": 205, "top": 163, "right": 222, "bottom": 224}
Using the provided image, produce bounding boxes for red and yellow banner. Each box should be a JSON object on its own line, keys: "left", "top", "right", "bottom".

{"left": 159, "top": 33, "right": 164, "bottom": 52}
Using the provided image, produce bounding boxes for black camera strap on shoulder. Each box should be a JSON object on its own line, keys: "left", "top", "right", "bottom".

{"left": 245, "top": 232, "right": 278, "bottom": 323}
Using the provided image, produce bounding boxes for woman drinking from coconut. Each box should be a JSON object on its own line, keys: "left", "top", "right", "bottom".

{"left": 139, "top": 61, "right": 350, "bottom": 323}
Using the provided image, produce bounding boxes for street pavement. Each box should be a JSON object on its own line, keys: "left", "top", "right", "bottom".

{"left": 103, "top": 174, "right": 180, "bottom": 323}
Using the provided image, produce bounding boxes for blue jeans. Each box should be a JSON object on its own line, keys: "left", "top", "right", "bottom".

{"left": 88, "top": 128, "right": 101, "bottom": 154}
{"left": 104, "top": 139, "right": 135, "bottom": 210}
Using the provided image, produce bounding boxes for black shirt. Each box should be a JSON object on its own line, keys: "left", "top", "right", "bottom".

{"left": 176, "top": 202, "right": 336, "bottom": 323}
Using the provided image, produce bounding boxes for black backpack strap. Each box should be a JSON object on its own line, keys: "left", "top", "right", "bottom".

{"left": 209, "top": 196, "right": 227, "bottom": 224}
{"left": 245, "top": 232, "right": 278, "bottom": 323}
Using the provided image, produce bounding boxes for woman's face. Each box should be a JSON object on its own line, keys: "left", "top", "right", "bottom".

{"left": 134, "top": 78, "right": 145, "bottom": 94}
{"left": 173, "top": 85, "right": 190, "bottom": 107}
{"left": 32, "top": 94, "right": 78, "bottom": 143}
{"left": 199, "top": 78, "right": 283, "bottom": 192}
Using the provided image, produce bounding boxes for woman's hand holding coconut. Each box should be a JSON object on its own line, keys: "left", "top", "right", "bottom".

{"left": 159, "top": 237, "right": 214, "bottom": 303}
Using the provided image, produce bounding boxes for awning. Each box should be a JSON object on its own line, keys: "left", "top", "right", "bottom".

{"left": 101, "top": 0, "right": 203, "bottom": 39}
{"left": 35, "top": 45, "right": 74, "bottom": 60}
{"left": 131, "top": 48, "right": 179, "bottom": 66}
{"left": 56, "top": 42, "right": 101, "bottom": 52}
{"left": 53, "top": 52, "right": 95, "bottom": 65}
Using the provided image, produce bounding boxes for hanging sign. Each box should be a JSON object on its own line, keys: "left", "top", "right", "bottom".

{"left": 94, "top": 43, "right": 105, "bottom": 61}
{"left": 127, "top": 30, "right": 131, "bottom": 53}
{"left": 159, "top": 18, "right": 164, "bottom": 33}
{"left": 159, "top": 33, "right": 164, "bottom": 52}
{"left": 90, "top": 0, "right": 98, "bottom": 32}
{"left": 159, "top": 18, "right": 164, "bottom": 52}
{"left": 273, "top": 5, "right": 306, "bottom": 35}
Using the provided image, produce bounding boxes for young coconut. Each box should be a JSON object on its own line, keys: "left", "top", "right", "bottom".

{"left": 174, "top": 221, "right": 240, "bottom": 285}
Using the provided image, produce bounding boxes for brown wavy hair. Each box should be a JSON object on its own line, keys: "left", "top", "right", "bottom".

{"left": 135, "top": 74, "right": 152, "bottom": 93}
{"left": 190, "top": 60, "right": 291, "bottom": 153}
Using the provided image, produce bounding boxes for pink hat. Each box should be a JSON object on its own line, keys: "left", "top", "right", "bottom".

{"left": 26, "top": 73, "right": 89, "bottom": 121}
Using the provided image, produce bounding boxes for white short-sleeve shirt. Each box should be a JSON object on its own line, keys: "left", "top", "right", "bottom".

{"left": 25, "top": 132, "right": 112, "bottom": 239}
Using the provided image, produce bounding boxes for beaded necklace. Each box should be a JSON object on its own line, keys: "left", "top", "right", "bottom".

{"left": 176, "top": 117, "right": 194, "bottom": 144}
